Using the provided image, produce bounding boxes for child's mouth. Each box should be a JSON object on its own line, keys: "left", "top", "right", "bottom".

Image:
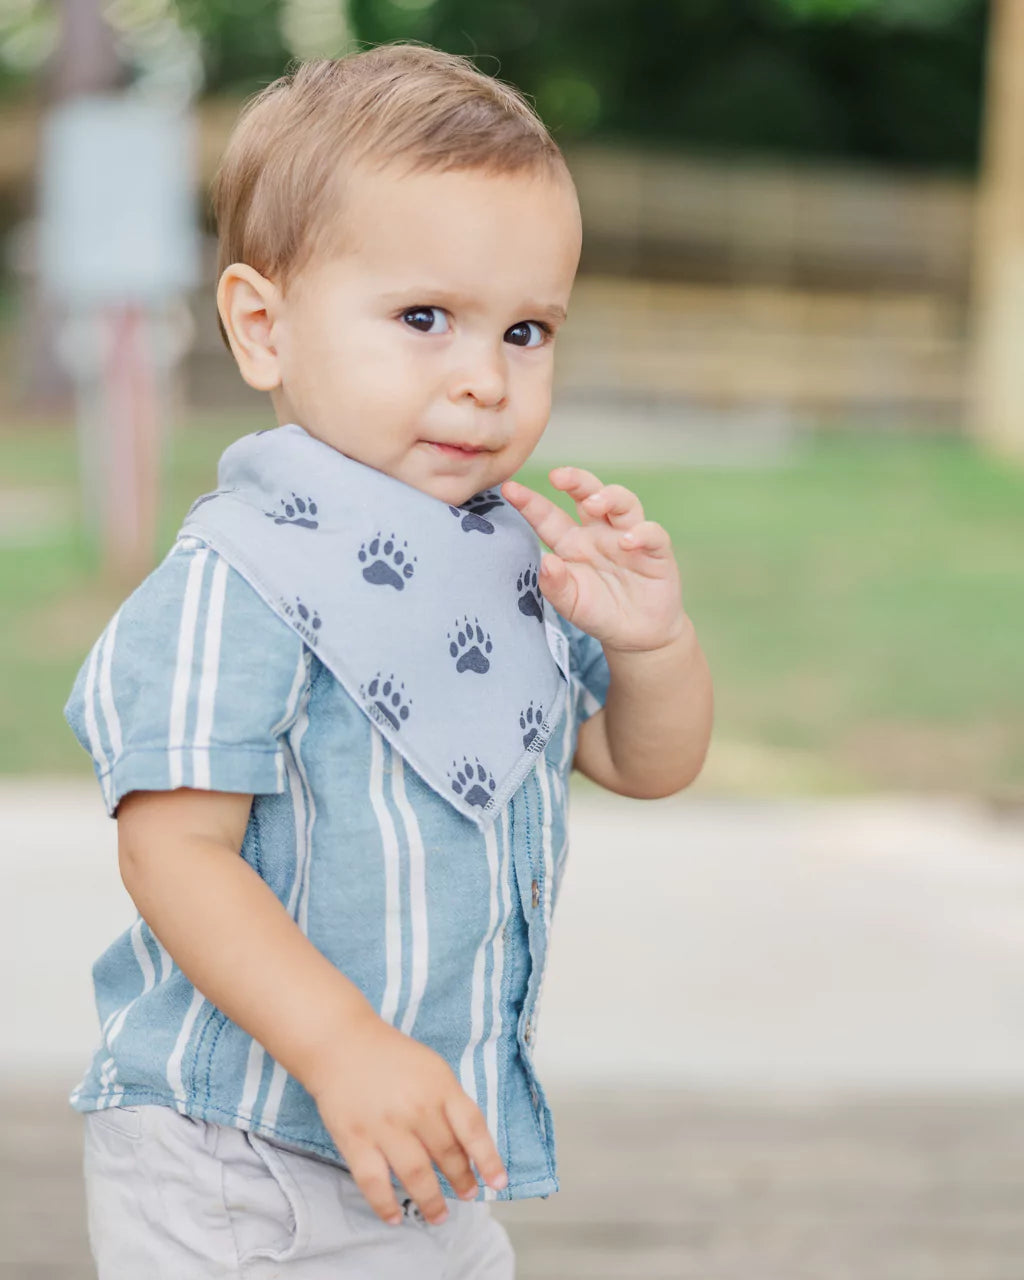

{"left": 425, "top": 441, "right": 486, "bottom": 457}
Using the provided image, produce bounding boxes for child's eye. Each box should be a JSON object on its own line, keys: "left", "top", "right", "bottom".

{"left": 505, "top": 321, "right": 551, "bottom": 348}
{"left": 400, "top": 306, "right": 450, "bottom": 334}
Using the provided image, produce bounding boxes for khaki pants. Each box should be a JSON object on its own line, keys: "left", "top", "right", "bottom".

{"left": 83, "top": 1104, "right": 516, "bottom": 1278}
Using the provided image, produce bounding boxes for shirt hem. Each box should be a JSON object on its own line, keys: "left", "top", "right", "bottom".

{"left": 69, "top": 1088, "right": 559, "bottom": 1201}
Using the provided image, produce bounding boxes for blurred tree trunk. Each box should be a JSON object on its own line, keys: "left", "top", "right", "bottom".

{"left": 970, "top": 0, "right": 1024, "bottom": 461}
{"left": 17, "top": 0, "right": 123, "bottom": 417}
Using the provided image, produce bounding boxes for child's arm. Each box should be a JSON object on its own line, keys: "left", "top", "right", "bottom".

{"left": 573, "top": 619, "right": 712, "bottom": 797}
{"left": 116, "top": 787, "right": 508, "bottom": 1225}
{"left": 502, "top": 466, "right": 713, "bottom": 797}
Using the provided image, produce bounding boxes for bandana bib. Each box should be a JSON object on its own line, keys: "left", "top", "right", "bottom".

{"left": 179, "top": 422, "right": 571, "bottom": 829}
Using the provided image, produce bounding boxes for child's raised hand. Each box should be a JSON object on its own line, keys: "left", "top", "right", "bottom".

{"left": 501, "top": 466, "right": 687, "bottom": 653}
{"left": 308, "top": 1011, "right": 507, "bottom": 1225}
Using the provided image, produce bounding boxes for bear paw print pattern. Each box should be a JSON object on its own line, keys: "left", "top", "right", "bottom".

{"left": 266, "top": 494, "right": 319, "bottom": 529}
{"left": 358, "top": 532, "right": 416, "bottom": 590}
{"left": 360, "top": 673, "right": 412, "bottom": 732}
{"left": 280, "top": 596, "right": 322, "bottom": 645}
{"left": 448, "top": 615, "right": 493, "bottom": 674}
{"left": 449, "top": 756, "right": 497, "bottom": 808}
{"left": 516, "top": 565, "right": 543, "bottom": 622}
{"left": 447, "top": 489, "right": 504, "bottom": 534}
{"left": 520, "top": 701, "right": 545, "bottom": 749}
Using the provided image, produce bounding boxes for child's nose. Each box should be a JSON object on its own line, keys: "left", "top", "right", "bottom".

{"left": 448, "top": 346, "right": 508, "bottom": 409}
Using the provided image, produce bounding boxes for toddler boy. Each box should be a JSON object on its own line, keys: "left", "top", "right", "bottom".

{"left": 65, "top": 40, "right": 713, "bottom": 1279}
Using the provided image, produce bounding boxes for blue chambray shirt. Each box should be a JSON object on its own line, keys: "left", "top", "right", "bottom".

{"left": 64, "top": 533, "right": 610, "bottom": 1202}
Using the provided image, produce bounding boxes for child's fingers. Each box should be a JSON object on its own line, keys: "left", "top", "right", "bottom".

{"left": 618, "top": 520, "right": 672, "bottom": 557}
{"left": 548, "top": 465, "right": 609, "bottom": 526}
{"left": 380, "top": 1129, "right": 450, "bottom": 1225}
{"left": 343, "top": 1141, "right": 405, "bottom": 1225}
{"left": 581, "top": 482, "right": 644, "bottom": 530}
{"left": 444, "top": 1093, "right": 508, "bottom": 1191}
{"left": 416, "top": 1113, "right": 481, "bottom": 1201}
{"left": 501, "top": 479, "right": 579, "bottom": 544}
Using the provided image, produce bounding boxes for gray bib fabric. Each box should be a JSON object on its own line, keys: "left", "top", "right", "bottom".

{"left": 179, "top": 422, "right": 570, "bottom": 829}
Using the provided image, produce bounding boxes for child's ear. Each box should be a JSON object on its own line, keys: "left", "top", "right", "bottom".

{"left": 216, "top": 263, "right": 283, "bottom": 392}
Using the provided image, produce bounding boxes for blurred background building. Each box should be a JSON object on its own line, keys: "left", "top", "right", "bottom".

{"left": 4, "top": 3, "right": 1024, "bottom": 1276}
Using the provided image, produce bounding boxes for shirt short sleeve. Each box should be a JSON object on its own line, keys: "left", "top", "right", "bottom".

{"left": 64, "top": 538, "right": 308, "bottom": 818}
{"left": 551, "top": 611, "right": 610, "bottom": 726}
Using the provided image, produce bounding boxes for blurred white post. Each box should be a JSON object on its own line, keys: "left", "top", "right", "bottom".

{"left": 37, "top": 97, "right": 199, "bottom": 585}
{"left": 970, "top": 0, "right": 1024, "bottom": 462}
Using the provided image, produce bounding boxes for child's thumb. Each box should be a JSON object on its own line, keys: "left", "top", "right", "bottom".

{"left": 538, "top": 553, "right": 571, "bottom": 608}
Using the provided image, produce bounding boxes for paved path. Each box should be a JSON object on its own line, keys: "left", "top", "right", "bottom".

{"left": 9, "top": 779, "right": 1024, "bottom": 1087}
{"left": 5, "top": 781, "right": 1024, "bottom": 1274}
{"left": 5, "top": 1080, "right": 1024, "bottom": 1279}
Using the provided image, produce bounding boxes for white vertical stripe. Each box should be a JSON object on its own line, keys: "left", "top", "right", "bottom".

{"left": 97, "top": 609, "right": 123, "bottom": 761}
{"left": 82, "top": 635, "right": 111, "bottom": 809}
{"left": 579, "top": 685, "right": 601, "bottom": 719}
{"left": 96, "top": 1057, "right": 118, "bottom": 1108}
{"left": 535, "top": 762, "right": 555, "bottom": 941}
{"left": 285, "top": 696, "right": 317, "bottom": 936}
{"left": 262, "top": 1061, "right": 289, "bottom": 1133}
{"left": 238, "top": 1038, "right": 265, "bottom": 1123}
{"left": 531, "top": 765, "right": 556, "bottom": 1046}
{"left": 191, "top": 555, "right": 228, "bottom": 788}
{"left": 370, "top": 730, "right": 404, "bottom": 1028}
{"left": 153, "top": 933, "right": 173, "bottom": 983}
{"left": 392, "top": 753, "right": 428, "bottom": 1038}
{"left": 94, "top": 916, "right": 160, "bottom": 1108}
{"left": 283, "top": 690, "right": 313, "bottom": 922}
{"left": 168, "top": 548, "right": 209, "bottom": 787}
{"left": 459, "top": 818, "right": 501, "bottom": 1115}
{"left": 263, "top": 685, "right": 314, "bottom": 1131}
{"left": 552, "top": 701, "right": 576, "bottom": 897}
{"left": 555, "top": 694, "right": 575, "bottom": 803}
{"left": 272, "top": 649, "right": 309, "bottom": 737}
{"left": 481, "top": 805, "right": 512, "bottom": 1151}
{"left": 166, "top": 986, "right": 207, "bottom": 1110}
{"left": 240, "top": 653, "right": 309, "bottom": 1129}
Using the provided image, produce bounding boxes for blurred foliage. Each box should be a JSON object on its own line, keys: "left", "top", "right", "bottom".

{"left": 775, "top": 0, "right": 974, "bottom": 24}
{"left": 3, "top": 418, "right": 1022, "bottom": 796}
{"left": 0, "top": 0, "right": 989, "bottom": 169}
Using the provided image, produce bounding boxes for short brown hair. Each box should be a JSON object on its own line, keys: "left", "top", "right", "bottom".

{"left": 210, "top": 41, "right": 570, "bottom": 349}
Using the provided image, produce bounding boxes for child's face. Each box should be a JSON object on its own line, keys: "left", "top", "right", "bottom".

{"left": 262, "top": 161, "right": 581, "bottom": 506}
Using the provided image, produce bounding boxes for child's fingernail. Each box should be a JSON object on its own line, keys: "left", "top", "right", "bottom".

{"left": 491, "top": 1171, "right": 508, "bottom": 1189}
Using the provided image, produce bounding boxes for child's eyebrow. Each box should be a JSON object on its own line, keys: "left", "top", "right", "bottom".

{"left": 380, "top": 288, "right": 566, "bottom": 324}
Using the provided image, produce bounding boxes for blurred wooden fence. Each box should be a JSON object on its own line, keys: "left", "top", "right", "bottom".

{"left": 1, "top": 102, "right": 977, "bottom": 424}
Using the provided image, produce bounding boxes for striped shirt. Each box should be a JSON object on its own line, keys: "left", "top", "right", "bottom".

{"left": 64, "top": 534, "right": 610, "bottom": 1201}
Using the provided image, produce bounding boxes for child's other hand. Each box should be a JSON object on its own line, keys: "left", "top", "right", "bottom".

{"left": 502, "top": 467, "right": 687, "bottom": 653}
{"left": 307, "top": 1011, "right": 507, "bottom": 1225}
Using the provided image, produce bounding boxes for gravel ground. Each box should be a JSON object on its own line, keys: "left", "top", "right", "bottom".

{"left": 4, "top": 1080, "right": 1024, "bottom": 1279}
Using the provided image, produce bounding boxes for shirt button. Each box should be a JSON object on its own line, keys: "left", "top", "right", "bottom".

{"left": 530, "top": 1086, "right": 539, "bottom": 1107}
{"left": 531, "top": 879, "right": 539, "bottom": 909}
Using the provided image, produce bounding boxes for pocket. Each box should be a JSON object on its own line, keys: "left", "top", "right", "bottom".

{"left": 86, "top": 1103, "right": 143, "bottom": 1141}
{"left": 220, "top": 1128, "right": 312, "bottom": 1266}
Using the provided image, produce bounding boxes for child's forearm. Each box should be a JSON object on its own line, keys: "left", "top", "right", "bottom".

{"left": 119, "top": 832, "right": 377, "bottom": 1101}
{"left": 602, "top": 615, "right": 714, "bottom": 796}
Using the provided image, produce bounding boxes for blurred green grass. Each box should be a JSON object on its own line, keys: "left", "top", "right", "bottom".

{"left": 3, "top": 414, "right": 1023, "bottom": 797}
